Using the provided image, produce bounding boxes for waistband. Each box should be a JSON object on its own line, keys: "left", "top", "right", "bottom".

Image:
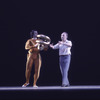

{"left": 59, "top": 54, "right": 71, "bottom": 56}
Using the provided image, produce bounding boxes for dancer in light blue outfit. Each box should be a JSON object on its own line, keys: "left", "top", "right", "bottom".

{"left": 50, "top": 32, "right": 72, "bottom": 87}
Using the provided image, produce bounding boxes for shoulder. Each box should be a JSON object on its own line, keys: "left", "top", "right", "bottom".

{"left": 25, "top": 39, "right": 32, "bottom": 43}
{"left": 27, "top": 38, "right": 33, "bottom": 42}
{"left": 66, "top": 40, "right": 72, "bottom": 43}
{"left": 66, "top": 40, "right": 72, "bottom": 45}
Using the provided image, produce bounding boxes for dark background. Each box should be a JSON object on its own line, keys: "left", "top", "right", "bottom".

{"left": 0, "top": 0, "right": 100, "bottom": 87}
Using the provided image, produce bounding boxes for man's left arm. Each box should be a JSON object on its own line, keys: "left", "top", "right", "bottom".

{"left": 63, "top": 41, "right": 72, "bottom": 47}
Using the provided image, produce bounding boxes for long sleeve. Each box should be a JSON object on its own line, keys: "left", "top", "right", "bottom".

{"left": 53, "top": 43, "right": 59, "bottom": 49}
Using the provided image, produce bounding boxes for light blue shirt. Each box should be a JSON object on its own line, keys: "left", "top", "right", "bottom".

{"left": 53, "top": 40, "right": 72, "bottom": 56}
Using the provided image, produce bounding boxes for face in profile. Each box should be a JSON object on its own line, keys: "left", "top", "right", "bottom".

{"left": 33, "top": 31, "right": 38, "bottom": 37}
{"left": 61, "top": 32, "right": 68, "bottom": 41}
{"left": 31, "top": 30, "right": 38, "bottom": 38}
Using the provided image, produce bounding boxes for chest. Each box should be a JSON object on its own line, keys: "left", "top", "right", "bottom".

{"left": 59, "top": 44, "right": 67, "bottom": 49}
{"left": 29, "top": 39, "right": 36, "bottom": 46}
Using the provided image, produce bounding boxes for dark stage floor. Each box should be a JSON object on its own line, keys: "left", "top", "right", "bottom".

{"left": 0, "top": 86, "right": 100, "bottom": 100}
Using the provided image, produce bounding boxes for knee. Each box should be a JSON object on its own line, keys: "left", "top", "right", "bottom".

{"left": 34, "top": 69, "right": 38, "bottom": 74}
{"left": 26, "top": 67, "right": 31, "bottom": 72}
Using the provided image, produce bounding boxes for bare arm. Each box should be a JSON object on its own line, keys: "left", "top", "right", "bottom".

{"left": 49, "top": 44, "right": 54, "bottom": 49}
{"left": 50, "top": 43, "right": 59, "bottom": 49}
{"left": 25, "top": 40, "right": 32, "bottom": 50}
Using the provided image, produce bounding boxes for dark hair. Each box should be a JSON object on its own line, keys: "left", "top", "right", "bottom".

{"left": 30, "top": 30, "right": 38, "bottom": 38}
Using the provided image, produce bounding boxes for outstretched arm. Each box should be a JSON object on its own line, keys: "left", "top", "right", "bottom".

{"left": 49, "top": 44, "right": 54, "bottom": 49}
{"left": 50, "top": 43, "right": 59, "bottom": 49}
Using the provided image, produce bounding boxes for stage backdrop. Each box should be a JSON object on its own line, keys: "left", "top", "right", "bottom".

{"left": 0, "top": 0, "right": 100, "bottom": 86}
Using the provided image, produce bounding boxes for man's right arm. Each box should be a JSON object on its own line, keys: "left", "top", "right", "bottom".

{"left": 25, "top": 40, "right": 33, "bottom": 50}
{"left": 50, "top": 43, "right": 59, "bottom": 49}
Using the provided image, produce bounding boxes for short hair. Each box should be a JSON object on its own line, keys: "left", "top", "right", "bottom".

{"left": 30, "top": 30, "right": 38, "bottom": 38}
{"left": 62, "top": 32, "right": 68, "bottom": 37}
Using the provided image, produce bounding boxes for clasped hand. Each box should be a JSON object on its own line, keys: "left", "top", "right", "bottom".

{"left": 34, "top": 43, "right": 39, "bottom": 47}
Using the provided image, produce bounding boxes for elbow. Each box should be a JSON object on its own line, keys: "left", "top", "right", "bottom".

{"left": 25, "top": 46, "right": 28, "bottom": 50}
{"left": 70, "top": 43, "right": 72, "bottom": 47}
{"left": 69, "top": 41, "right": 72, "bottom": 47}
{"left": 68, "top": 44, "right": 72, "bottom": 47}
{"left": 70, "top": 44, "right": 72, "bottom": 47}
{"left": 25, "top": 48, "right": 28, "bottom": 50}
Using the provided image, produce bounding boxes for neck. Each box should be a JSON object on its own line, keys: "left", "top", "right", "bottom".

{"left": 32, "top": 37, "right": 37, "bottom": 39}
{"left": 62, "top": 40, "right": 66, "bottom": 42}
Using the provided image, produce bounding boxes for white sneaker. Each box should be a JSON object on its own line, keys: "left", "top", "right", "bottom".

{"left": 22, "top": 83, "right": 29, "bottom": 87}
{"left": 33, "top": 85, "right": 38, "bottom": 88}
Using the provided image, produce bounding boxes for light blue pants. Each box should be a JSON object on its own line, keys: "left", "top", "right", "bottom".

{"left": 59, "top": 55, "right": 71, "bottom": 85}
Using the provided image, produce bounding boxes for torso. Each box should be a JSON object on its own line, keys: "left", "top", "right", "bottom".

{"left": 28, "top": 39, "right": 40, "bottom": 59}
{"left": 59, "top": 40, "right": 71, "bottom": 56}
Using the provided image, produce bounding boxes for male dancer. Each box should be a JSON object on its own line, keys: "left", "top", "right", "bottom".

{"left": 22, "top": 30, "right": 44, "bottom": 87}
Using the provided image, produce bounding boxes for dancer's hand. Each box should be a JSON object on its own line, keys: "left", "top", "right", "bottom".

{"left": 34, "top": 43, "right": 39, "bottom": 47}
{"left": 50, "top": 43, "right": 54, "bottom": 49}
